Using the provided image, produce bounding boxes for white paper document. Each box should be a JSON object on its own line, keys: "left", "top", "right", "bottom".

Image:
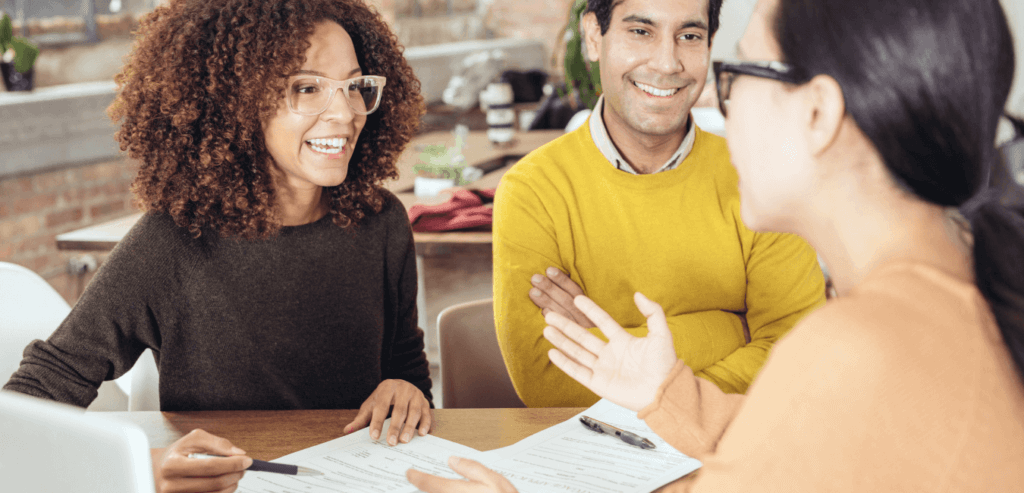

{"left": 236, "top": 400, "right": 700, "bottom": 493}
{"left": 236, "top": 419, "right": 481, "bottom": 493}
{"left": 479, "top": 399, "right": 701, "bottom": 493}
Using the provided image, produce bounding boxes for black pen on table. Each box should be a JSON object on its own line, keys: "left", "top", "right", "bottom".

{"left": 579, "top": 415, "right": 657, "bottom": 450}
{"left": 188, "top": 453, "right": 324, "bottom": 476}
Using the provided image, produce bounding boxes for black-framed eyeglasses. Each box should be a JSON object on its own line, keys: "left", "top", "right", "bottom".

{"left": 712, "top": 60, "right": 810, "bottom": 117}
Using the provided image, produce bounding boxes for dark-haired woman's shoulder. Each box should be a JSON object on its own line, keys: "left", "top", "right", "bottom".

{"left": 788, "top": 262, "right": 991, "bottom": 371}
{"left": 739, "top": 260, "right": 1001, "bottom": 427}
{"left": 685, "top": 263, "right": 1024, "bottom": 491}
{"left": 733, "top": 261, "right": 1024, "bottom": 490}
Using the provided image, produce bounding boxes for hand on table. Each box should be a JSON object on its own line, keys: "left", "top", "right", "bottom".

{"left": 344, "top": 379, "right": 432, "bottom": 446}
{"left": 543, "top": 292, "right": 679, "bottom": 412}
{"left": 529, "top": 267, "right": 595, "bottom": 328}
{"left": 407, "top": 457, "right": 518, "bottom": 493}
{"left": 151, "top": 429, "right": 251, "bottom": 493}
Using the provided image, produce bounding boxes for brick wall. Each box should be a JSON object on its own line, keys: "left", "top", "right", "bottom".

{"left": 0, "top": 158, "right": 137, "bottom": 304}
{"left": 488, "top": 0, "right": 574, "bottom": 73}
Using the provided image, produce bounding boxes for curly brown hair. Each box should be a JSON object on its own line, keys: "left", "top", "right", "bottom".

{"left": 109, "top": 0, "right": 424, "bottom": 238}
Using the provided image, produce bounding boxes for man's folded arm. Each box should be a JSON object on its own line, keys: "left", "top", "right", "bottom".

{"left": 724, "top": 229, "right": 826, "bottom": 392}
{"left": 493, "top": 169, "right": 575, "bottom": 406}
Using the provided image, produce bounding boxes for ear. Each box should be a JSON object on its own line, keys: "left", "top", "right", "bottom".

{"left": 802, "top": 74, "right": 846, "bottom": 156}
{"left": 582, "top": 12, "right": 602, "bottom": 63}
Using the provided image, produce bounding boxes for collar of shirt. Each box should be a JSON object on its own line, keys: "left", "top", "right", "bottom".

{"left": 588, "top": 95, "right": 696, "bottom": 175}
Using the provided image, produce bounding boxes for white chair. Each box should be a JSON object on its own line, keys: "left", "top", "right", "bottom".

{"left": 127, "top": 348, "right": 160, "bottom": 411}
{"left": 437, "top": 298, "right": 525, "bottom": 408}
{"left": 0, "top": 261, "right": 159, "bottom": 411}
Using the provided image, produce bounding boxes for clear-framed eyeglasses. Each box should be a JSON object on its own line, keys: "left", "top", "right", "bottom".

{"left": 286, "top": 74, "right": 387, "bottom": 116}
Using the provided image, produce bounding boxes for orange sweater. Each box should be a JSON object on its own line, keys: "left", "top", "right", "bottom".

{"left": 641, "top": 261, "right": 1024, "bottom": 492}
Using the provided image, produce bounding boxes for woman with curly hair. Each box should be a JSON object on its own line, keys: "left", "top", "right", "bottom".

{"left": 4, "top": 0, "right": 431, "bottom": 490}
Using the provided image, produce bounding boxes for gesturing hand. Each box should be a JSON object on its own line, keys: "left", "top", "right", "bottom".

{"left": 151, "top": 429, "right": 251, "bottom": 493}
{"left": 529, "top": 267, "right": 596, "bottom": 328}
{"left": 344, "top": 379, "right": 432, "bottom": 446}
{"left": 407, "top": 457, "right": 518, "bottom": 493}
{"left": 543, "top": 292, "right": 678, "bottom": 412}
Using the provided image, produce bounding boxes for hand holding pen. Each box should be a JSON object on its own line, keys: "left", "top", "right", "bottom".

{"left": 152, "top": 429, "right": 253, "bottom": 493}
{"left": 189, "top": 454, "right": 323, "bottom": 476}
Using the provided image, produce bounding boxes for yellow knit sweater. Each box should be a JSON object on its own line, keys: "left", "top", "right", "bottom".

{"left": 493, "top": 122, "right": 826, "bottom": 407}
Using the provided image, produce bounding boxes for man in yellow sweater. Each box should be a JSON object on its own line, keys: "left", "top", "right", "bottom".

{"left": 493, "top": 0, "right": 826, "bottom": 407}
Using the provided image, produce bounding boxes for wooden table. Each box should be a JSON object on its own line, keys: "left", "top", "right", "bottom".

{"left": 55, "top": 130, "right": 563, "bottom": 251}
{"left": 110, "top": 408, "right": 583, "bottom": 459}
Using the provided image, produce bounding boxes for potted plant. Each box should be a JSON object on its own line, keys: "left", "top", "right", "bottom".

{"left": 528, "top": 0, "right": 599, "bottom": 131}
{"left": 413, "top": 125, "right": 480, "bottom": 197}
{"left": 562, "top": 0, "right": 601, "bottom": 110}
{"left": 413, "top": 144, "right": 466, "bottom": 197}
{"left": 1, "top": 12, "right": 40, "bottom": 92}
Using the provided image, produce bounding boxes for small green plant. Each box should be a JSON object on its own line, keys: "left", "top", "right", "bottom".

{"left": 1, "top": 12, "right": 39, "bottom": 74}
{"left": 413, "top": 125, "right": 470, "bottom": 184}
{"left": 562, "top": 0, "right": 601, "bottom": 110}
{"left": 413, "top": 144, "right": 466, "bottom": 182}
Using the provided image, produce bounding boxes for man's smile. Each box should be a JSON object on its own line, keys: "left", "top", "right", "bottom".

{"left": 632, "top": 80, "right": 682, "bottom": 98}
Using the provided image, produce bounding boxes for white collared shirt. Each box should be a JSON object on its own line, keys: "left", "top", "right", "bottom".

{"left": 588, "top": 95, "right": 696, "bottom": 174}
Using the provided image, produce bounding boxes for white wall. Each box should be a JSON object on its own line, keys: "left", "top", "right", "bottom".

{"left": 710, "top": 0, "right": 758, "bottom": 62}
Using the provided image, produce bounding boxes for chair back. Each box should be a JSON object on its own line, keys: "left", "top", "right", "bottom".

{"left": 0, "top": 262, "right": 72, "bottom": 384}
{"left": 127, "top": 348, "right": 160, "bottom": 411}
{"left": 0, "top": 262, "right": 158, "bottom": 411}
{"left": 438, "top": 298, "right": 524, "bottom": 408}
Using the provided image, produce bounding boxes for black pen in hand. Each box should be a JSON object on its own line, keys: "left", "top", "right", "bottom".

{"left": 188, "top": 453, "right": 324, "bottom": 476}
{"left": 579, "top": 415, "right": 657, "bottom": 450}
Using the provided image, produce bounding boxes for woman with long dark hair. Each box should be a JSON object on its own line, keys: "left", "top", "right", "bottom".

{"left": 409, "top": 0, "right": 1024, "bottom": 490}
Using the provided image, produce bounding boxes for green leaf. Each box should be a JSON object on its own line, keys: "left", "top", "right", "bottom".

{"left": 419, "top": 144, "right": 448, "bottom": 161}
{"left": 563, "top": 0, "right": 602, "bottom": 110}
{"left": 0, "top": 13, "right": 13, "bottom": 51}
{"left": 11, "top": 37, "right": 38, "bottom": 74}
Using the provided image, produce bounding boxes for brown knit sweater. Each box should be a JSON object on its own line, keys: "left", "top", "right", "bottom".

{"left": 4, "top": 193, "right": 432, "bottom": 411}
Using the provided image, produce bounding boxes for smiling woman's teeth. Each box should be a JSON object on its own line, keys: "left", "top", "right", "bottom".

{"left": 634, "top": 81, "right": 679, "bottom": 97}
{"left": 307, "top": 137, "right": 347, "bottom": 154}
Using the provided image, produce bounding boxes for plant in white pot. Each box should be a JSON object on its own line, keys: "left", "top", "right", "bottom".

{"left": 0, "top": 12, "right": 40, "bottom": 92}
{"left": 413, "top": 125, "right": 481, "bottom": 197}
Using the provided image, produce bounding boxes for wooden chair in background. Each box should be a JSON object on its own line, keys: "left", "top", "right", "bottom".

{"left": 437, "top": 298, "right": 524, "bottom": 409}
